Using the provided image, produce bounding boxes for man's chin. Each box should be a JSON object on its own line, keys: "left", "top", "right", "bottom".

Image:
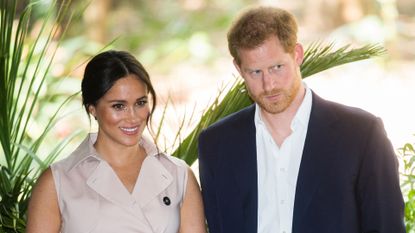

{"left": 258, "top": 102, "right": 287, "bottom": 115}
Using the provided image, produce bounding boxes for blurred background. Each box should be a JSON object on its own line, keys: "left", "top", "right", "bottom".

{"left": 3, "top": 1, "right": 414, "bottom": 230}
{"left": 15, "top": 0, "right": 415, "bottom": 160}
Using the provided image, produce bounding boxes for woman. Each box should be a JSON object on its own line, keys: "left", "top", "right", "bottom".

{"left": 27, "top": 50, "right": 206, "bottom": 233}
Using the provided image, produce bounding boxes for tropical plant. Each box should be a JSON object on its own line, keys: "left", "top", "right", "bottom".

{"left": 172, "top": 43, "right": 386, "bottom": 164}
{"left": 0, "top": 0, "right": 79, "bottom": 231}
{"left": 0, "top": 0, "right": 391, "bottom": 232}
{"left": 399, "top": 138, "right": 415, "bottom": 232}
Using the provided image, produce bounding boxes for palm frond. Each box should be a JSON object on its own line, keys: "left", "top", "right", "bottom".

{"left": 301, "top": 42, "right": 386, "bottom": 78}
{"left": 0, "top": 0, "right": 75, "bottom": 231}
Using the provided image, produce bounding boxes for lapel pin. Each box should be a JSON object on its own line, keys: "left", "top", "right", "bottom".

{"left": 163, "top": 196, "right": 171, "bottom": 206}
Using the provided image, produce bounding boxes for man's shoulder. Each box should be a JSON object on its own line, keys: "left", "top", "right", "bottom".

{"left": 198, "top": 104, "right": 256, "bottom": 155}
{"left": 311, "top": 93, "right": 383, "bottom": 140}
{"left": 203, "top": 104, "right": 255, "bottom": 133}
{"left": 313, "top": 93, "right": 377, "bottom": 123}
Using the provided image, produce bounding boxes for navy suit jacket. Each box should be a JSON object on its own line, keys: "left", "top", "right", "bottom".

{"left": 198, "top": 92, "right": 406, "bottom": 233}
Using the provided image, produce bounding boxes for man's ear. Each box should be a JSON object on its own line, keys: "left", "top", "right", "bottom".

{"left": 294, "top": 43, "right": 304, "bottom": 65}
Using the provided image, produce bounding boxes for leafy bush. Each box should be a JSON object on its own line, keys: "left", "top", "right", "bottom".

{"left": 0, "top": 0, "right": 78, "bottom": 231}
{"left": 399, "top": 139, "right": 415, "bottom": 232}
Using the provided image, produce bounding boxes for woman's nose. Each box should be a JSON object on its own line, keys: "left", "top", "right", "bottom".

{"left": 125, "top": 106, "right": 146, "bottom": 121}
{"left": 125, "top": 107, "right": 138, "bottom": 119}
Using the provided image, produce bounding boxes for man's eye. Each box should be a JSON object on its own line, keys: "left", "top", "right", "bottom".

{"left": 270, "top": 64, "right": 283, "bottom": 72}
{"left": 249, "top": 70, "right": 262, "bottom": 77}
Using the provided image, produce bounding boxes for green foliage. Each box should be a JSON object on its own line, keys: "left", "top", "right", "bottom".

{"left": 0, "top": 0, "right": 78, "bottom": 231}
{"left": 172, "top": 43, "right": 386, "bottom": 165}
{"left": 399, "top": 140, "right": 415, "bottom": 232}
{"left": 300, "top": 43, "right": 386, "bottom": 78}
{"left": 0, "top": 0, "right": 401, "bottom": 232}
{"left": 71, "top": 0, "right": 244, "bottom": 69}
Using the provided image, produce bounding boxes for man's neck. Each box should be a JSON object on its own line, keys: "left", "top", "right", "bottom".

{"left": 260, "top": 86, "right": 306, "bottom": 146}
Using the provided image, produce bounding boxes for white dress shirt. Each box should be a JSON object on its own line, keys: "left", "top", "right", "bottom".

{"left": 256, "top": 86, "right": 312, "bottom": 233}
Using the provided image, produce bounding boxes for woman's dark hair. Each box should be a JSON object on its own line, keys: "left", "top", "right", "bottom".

{"left": 81, "top": 50, "right": 157, "bottom": 123}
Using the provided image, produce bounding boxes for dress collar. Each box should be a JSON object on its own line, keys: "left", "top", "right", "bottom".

{"left": 65, "top": 133, "right": 163, "bottom": 172}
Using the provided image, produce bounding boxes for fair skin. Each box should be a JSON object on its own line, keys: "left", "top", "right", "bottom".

{"left": 234, "top": 35, "right": 306, "bottom": 146}
{"left": 27, "top": 75, "right": 206, "bottom": 233}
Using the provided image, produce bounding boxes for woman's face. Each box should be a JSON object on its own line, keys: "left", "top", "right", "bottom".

{"left": 88, "top": 74, "right": 150, "bottom": 149}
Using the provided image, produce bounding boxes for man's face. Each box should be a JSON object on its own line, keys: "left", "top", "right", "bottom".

{"left": 235, "top": 35, "right": 304, "bottom": 114}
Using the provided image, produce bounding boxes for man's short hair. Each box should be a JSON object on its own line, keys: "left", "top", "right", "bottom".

{"left": 228, "top": 6, "right": 298, "bottom": 65}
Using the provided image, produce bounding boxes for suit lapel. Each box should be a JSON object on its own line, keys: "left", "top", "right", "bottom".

{"left": 230, "top": 106, "right": 257, "bottom": 191}
{"left": 224, "top": 95, "right": 341, "bottom": 231}
{"left": 292, "top": 93, "right": 340, "bottom": 229}
{"left": 227, "top": 105, "right": 258, "bottom": 232}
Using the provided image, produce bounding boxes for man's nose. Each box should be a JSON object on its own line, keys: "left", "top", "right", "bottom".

{"left": 262, "top": 71, "right": 276, "bottom": 92}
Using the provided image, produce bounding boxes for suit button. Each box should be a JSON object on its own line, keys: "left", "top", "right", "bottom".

{"left": 163, "top": 196, "right": 171, "bottom": 206}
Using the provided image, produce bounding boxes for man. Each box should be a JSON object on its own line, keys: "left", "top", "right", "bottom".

{"left": 198, "top": 6, "right": 406, "bottom": 233}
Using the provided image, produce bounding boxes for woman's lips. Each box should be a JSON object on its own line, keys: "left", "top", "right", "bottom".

{"left": 120, "top": 126, "right": 139, "bottom": 135}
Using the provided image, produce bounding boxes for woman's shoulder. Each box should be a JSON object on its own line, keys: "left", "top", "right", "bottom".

{"left": 140, "top": 136, "right": 190, "bottom": 172}
{"left": 159, "top": 153, "right": 188, "bottom": 168}
{"left": 156, "top": 153, "right": 190, "bottom": 179}
{"left": 52, "top": 134, "right": 101, "bottom": 173}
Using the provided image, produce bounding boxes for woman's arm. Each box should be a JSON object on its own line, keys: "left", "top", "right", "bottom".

{"left": 26, "top": 168, "right": 61, "bottom": 233}
{"left": 179, "top": 167, "right": 207, "bottom": 233}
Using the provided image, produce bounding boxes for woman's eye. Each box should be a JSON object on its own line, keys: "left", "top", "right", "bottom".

{"left": 112, "top": 104, "right": 125, "bottom": 110}
{"left": 136, "top": 99, "right": 148, "bottom": 106}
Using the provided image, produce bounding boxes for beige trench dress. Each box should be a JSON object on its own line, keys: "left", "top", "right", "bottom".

{"left": 51, "top": 133, "right": 188, "bottom": 233}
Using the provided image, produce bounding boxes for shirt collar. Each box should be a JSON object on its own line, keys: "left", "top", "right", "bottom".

{"left": 292, "top": 84, "right": 312, "bottom": 129}
{"left": 254, "top": 83, "right": 313, "bottom": 130}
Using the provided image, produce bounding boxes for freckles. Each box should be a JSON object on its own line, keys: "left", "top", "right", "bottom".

{"left": 104, "top": 111, "right": 124, "bottom": 122}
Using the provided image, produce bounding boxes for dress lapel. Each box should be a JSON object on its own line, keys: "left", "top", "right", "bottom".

{"left": 86, "top": 160, "right": 135, "bottom": 209}
{"left": 133, "top": 155, "right": 173, "bottom": 208}
{"left": 86, "top": 154, "right": 173, "bottom": 221}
